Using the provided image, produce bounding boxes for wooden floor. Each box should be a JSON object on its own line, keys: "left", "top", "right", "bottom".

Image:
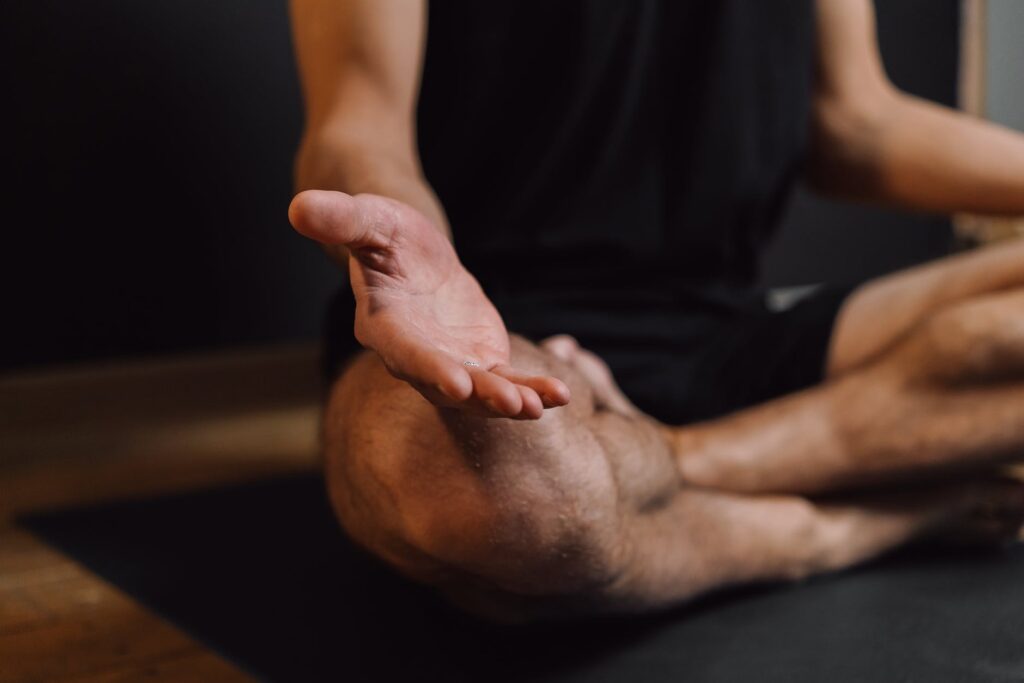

{"left": 0, "top": 344, "right": 324, "bottom": 682}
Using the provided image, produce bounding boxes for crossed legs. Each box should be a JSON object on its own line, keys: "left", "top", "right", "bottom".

{"left": 682, "top": 239, "right": 1024, "bottom": 493}
{"left": 323, "top": 239, "right": 1024, "bottom": 621}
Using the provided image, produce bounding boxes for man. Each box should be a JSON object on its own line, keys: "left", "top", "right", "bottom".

{"left": 287, "top": 0, "right": 1024, "bottom": 620}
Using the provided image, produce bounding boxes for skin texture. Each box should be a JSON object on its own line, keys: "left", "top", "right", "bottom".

{"left": 288, "top": 0, "right": 1024, "bottom": 619}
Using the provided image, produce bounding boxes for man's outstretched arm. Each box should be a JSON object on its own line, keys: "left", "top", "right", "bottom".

{"left": 808, "top": 0, "right": 1024, "bottom": 217}
{"left": 289, "top": 0, "right": 569, "bottom": 419}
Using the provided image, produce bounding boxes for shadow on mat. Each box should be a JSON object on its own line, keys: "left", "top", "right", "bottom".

{"left": 20, "top": 473, "right": 1024, "bottom": 683}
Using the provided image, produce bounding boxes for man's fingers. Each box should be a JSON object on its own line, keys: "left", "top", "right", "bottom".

{"left": 512, "top": 385, "right": 545, "bottom": 420}
{"left": 429, "top": 373, "right": 544, "bottom": 420}
{"left": 468, "top": 368, "right": 523, "bottom": 417}
{"left": 491, "top": 365, "right": 571, "bottom": 408}
{"left": 288, "top": 190, "right": 390, "bottom": 250}
{"left": 381, "top": 338, "right": 473, "bottom": 403}
{"left": 377, "top": 339, "right": 550, "bottom": 419}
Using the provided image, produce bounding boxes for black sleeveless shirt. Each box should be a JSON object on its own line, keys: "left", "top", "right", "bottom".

{"left": 323, "top": 0, "right": 828, "bottom": 422}
{"left": 417, "top": 0, "right": 815, "bottom": 307}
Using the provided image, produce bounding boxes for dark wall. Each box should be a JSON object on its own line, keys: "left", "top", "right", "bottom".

{"left": 1, "top": 1, "right": 339, "bottom": 370}
{"left": 1, "top": 0, "right": 960, "bottom": 371}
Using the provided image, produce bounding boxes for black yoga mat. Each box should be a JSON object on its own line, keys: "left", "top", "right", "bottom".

{"left": 21, "top": 474, "right": 1024, "bottom": 682}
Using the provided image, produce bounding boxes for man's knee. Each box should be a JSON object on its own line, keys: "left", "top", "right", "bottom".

{"left": 321, "top": 342, "right": 622, "bottom": 602}
{"left": 895, "top": 293, "right": 1024, "bottom": 384}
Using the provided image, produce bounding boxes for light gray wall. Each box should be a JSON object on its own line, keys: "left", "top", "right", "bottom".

{"left": 987, "top": 0, "right": 1024, "bottom": 131}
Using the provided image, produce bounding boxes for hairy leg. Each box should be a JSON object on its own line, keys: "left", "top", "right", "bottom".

{"left": 680, "top": 287, "right": 1024, "bottom": 494}
{"left": 830, "top": 236, "right": 1024, "bottom": 375}
{"left": 323, "top": 336, "right": 675, "bottom": 599}
{"left": 322, "top": 336, "right": 1023, "bottom": 621}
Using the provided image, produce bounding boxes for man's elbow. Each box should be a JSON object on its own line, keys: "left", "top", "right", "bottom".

{"left": 804, "top": 83, "right": 900, "bottom": 200}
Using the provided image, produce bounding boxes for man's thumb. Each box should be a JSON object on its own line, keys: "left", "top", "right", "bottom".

{"left": 288, "top": 190, "right": 386, "bottom": 249}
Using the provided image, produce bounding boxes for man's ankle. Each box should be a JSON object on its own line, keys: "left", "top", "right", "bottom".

{"left": 671, "top": 426, "right": 722, "bottom": 488}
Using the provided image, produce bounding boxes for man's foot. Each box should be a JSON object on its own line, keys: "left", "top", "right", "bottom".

{"left": 289, "top": 190, "right": 570, "bottom": 419}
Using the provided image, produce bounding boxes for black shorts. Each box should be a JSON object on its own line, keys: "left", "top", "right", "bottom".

{"left": 322, "top": 283, "right": 855, "bottom": 425}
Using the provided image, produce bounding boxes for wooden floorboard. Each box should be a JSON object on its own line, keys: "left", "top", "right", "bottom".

{"left": 0, "top": 525, "right": 255, "bottom": 683}
{"left": 66, "top": 651, "right": 253, "bottom": 683}
{"left": 0, "top": 343, "right": 324, "bottom": 682}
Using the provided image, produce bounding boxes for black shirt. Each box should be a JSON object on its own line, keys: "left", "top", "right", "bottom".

{"left": 326, "top": 0, "right": 834, "bottom": 424}
{"left": 417, "top": 0, "right": 815, "bottom": 302}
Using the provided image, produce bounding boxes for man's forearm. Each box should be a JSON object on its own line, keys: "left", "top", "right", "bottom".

{"left": 810, "top": 90, "right": 1024, "bottom": 217}
{"left": 295, "top": 133, "right": 450, "bottom": 263}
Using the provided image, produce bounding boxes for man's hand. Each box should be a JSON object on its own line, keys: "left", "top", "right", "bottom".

{"left": 289, "top": 190, "right": 570, "bottom": 419}
{"left": 540, "top": 335, "right": 640, "bottom": 417}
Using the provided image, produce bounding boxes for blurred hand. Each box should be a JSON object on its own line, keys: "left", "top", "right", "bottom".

{"left": 289, "top": 190, "right": 570, "bottom": 419}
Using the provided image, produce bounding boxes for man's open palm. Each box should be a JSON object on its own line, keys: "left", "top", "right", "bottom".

{"left": 289, "top": 190, "right": 570, "bottom": 419}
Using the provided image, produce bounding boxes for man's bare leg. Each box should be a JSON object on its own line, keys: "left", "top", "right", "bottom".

{"left": 323, "top": 336, "right": 1024, "bottom": 620}
{"left": 680, "top": 243, "right": 1024, "bottom": 494}
{"left": 830, "top": 237, "right": 1024, "bottom": 376}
